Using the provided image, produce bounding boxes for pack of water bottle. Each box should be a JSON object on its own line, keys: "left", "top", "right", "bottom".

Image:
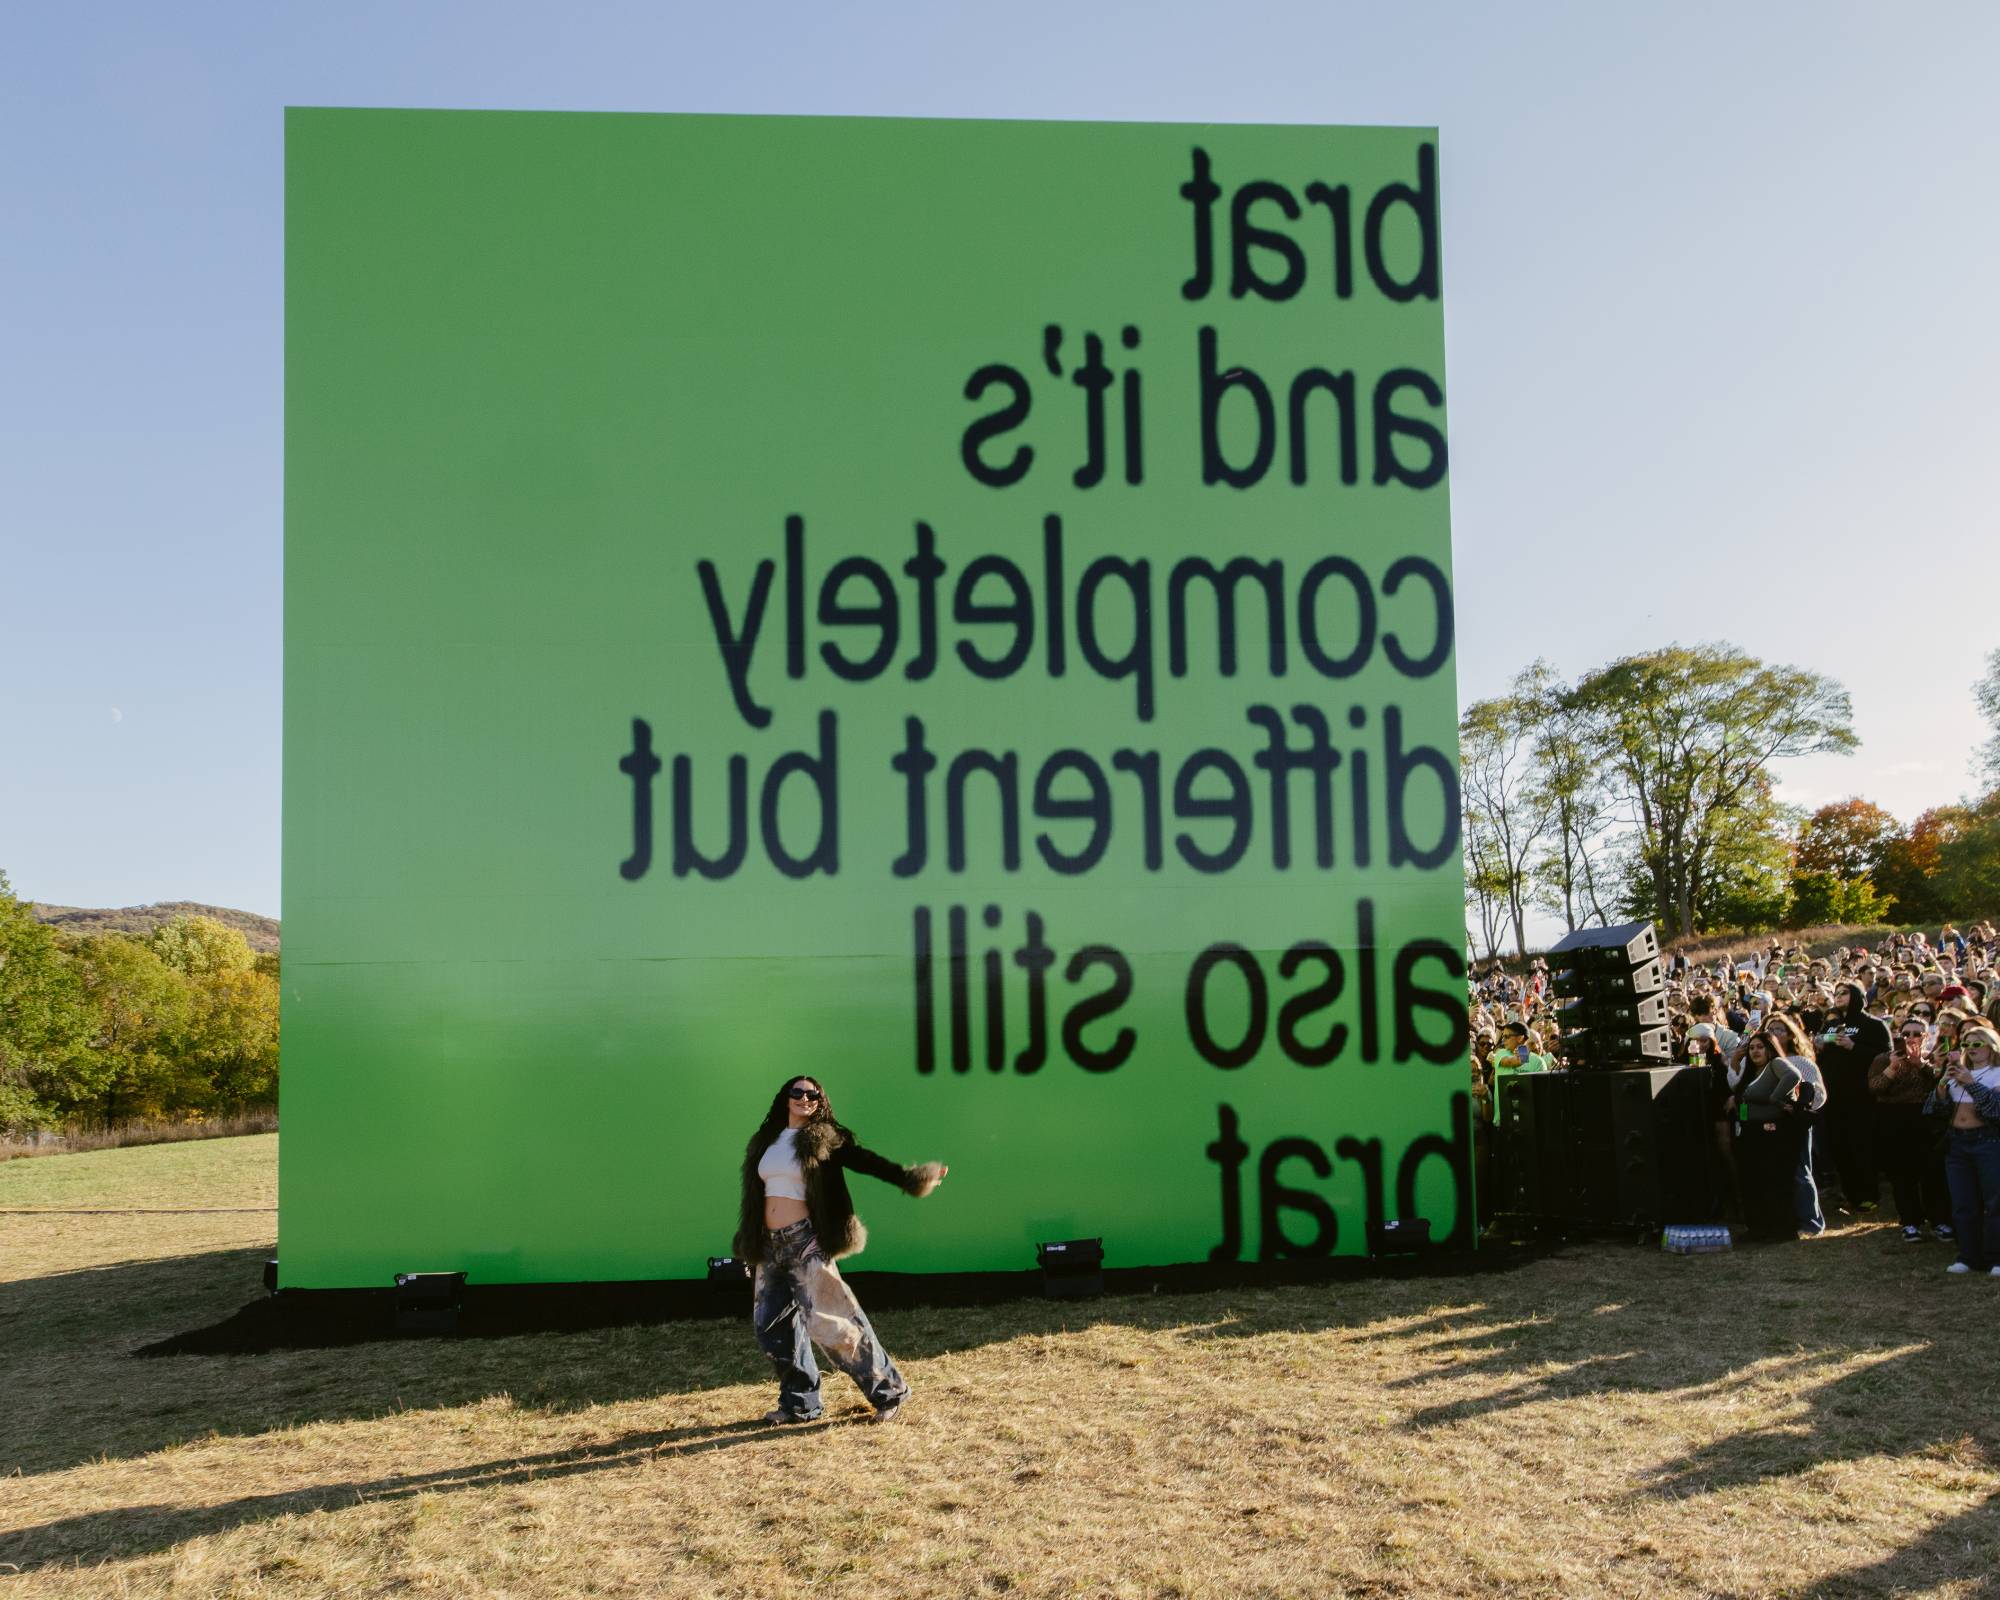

{"left": 1660, "top": 1224, "right": 1733, "bottom": 1255}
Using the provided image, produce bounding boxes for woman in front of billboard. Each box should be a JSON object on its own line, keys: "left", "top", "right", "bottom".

{"left": 735, "top": 1076, "right": 948, "bottom": 1424}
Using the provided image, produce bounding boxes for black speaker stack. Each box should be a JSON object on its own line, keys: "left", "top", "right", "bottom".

{"left": 1549, "top": 920, "right": 1669, "bottom": 1066}
{"left": 1496, "top": 921, "right": 1719, "bottom": 1231}
{"left": 1495, "top": 1065, "right": 1718, "bottom": 1231}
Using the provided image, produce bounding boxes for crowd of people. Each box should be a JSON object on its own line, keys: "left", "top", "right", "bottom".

{"left": 1469, "top": 923, "right": 2000, "bottom": 1274}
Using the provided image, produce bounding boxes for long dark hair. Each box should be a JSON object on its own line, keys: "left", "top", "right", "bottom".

{"left": 1763, "top": 1013, "right": 1815, "bottom": 1062}
{"left": 745, "top": 1074, "right": 839, "bottom": 1161}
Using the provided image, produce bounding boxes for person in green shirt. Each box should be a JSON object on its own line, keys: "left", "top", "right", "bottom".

{"left": 1489, "top": 1021, "right": 1550, "bottom": 1079}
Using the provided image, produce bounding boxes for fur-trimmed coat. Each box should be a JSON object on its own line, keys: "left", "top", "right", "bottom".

{"left": 735, "top": 1119, "right": 944, "bottom": 1263}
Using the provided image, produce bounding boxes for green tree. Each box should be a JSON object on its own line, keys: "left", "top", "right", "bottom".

{"left": 1788, "top": 872, "right": 1891, "bottom": 927}
{"left": 151, "top": 914, "right": 255, "bottom": 977}
{"left": 1464, "top": 816, "right": 1512, "bottom": 964}
{"left": 1571, "top": 644, "right": 1856, "bottom": 937}
{"left": 1932, "top": 789, "right": 2000, "bottom": 912}
{"left": 169, "top": 965, "right": 281, "bottom": 1111}
{"left": 1790, "top": 797, "right": 1899, "bottom": 924}
{"left": 1610, "top": 773, "right": 1797, "bottom": 932}
{"left": 1706, "top": 780, "right": 1801, "bottom": 931}
{"left": 1976, "top": 648, "right": 2000, "bottom": 787}
{"left": 64, "top": 935, "right": 194, "bottom": 1125}
{"left": 1527, "top": 675, "right": 1617, "bottom": 932}
{"left": 0, "top": 869, "right": 92, "bottom": 1131}
{"left": 1459, "top": 665, "right": 1558, "bottom": 959}
{"left": 1876, "top": 805, "right": 1966, "bottom": 922}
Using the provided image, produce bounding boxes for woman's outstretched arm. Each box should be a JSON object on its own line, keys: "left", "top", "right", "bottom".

{"left": 841, "top": 1139, "right": 948, "bottom": 1196}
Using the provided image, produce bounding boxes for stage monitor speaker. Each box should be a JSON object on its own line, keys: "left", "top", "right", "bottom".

{"left": 1367, "top": 1218, "right": 1432, "bottom": 1256}
{"left": 392, "top": 1270, "right": 466, "bottom": 1334}
{"left": 1037, "top": 1237, "right": 1105, "bottom": 1298}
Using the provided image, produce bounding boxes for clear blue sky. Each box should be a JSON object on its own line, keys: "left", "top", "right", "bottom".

{"left": 5, "top": 1, "right": 1997, "bottom": 927}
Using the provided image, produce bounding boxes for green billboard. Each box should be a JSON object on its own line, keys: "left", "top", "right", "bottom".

{"left": 281, "top": 108, "right": 1468, "bottom": 1287}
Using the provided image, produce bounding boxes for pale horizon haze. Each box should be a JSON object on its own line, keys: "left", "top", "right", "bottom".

{"left": 4, "top": 2, "right": 1997, "bottom": 946}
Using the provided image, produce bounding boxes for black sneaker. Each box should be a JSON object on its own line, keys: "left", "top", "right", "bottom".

{"left": 762, "top": 1407, "right": 821, "bottom": 1425}
{"left": 1933, "top": 1224, "right": 1957, "bottom": 1242}
{"left": 1902, "top": 1225, "right": 1923, "bottom": 1243}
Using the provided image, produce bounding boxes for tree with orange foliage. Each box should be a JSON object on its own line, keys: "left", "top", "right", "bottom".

{"left": 1794, "top": 798, "right": 1901, "bottom": 880}
{"left": 1875, "top": 805, "right": 1970, "bottom": 922}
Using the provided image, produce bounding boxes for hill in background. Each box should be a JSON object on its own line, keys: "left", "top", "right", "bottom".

{"left": 31, "top": 900, "right": 280, "bottom": 953}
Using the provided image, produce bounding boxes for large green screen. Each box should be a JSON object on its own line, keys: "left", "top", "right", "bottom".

{"left": 282, "top": 109, "right": 1468, "bottom": 1287}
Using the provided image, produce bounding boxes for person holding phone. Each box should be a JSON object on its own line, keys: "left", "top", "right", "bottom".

{"left": 1869, "top": 1018, "right": 1949, "bottom": 1242}
{"left": 1925, "top": 1023, "right": 2000, "bottom": 1276}
{"left": 1489, "top": 1020, "right": 1547, "bottom": 1078}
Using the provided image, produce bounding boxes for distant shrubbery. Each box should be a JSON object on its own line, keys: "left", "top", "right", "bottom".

{"left": 0, "top": 1107, "right": 277, "bottom": 1160}
{"left": 0, "top": 870, "right": 278, "bottom": 1134}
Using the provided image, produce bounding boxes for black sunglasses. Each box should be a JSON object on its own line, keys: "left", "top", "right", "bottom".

{"left": 787, "top": 1086, "right": 822, "bottom": 1103}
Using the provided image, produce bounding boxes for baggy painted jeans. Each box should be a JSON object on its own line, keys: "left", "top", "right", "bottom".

{"left": 752, "top": 1218, "right": 908, "bottom": 1418}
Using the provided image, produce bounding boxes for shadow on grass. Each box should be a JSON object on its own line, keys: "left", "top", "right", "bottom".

{"left": 138, "top": 1240, "right": 1558, "bottom": 1356}
{"left": 1373, "top": 1225, "right": 2000, "bottom": 1596}
{"left": 0, "top": 1415, "right": 857, "bottom": 1573}
{"left": 8, "top": 1225, "right": 1995, "bottom": 1589}
{"left": 1800, "top": 1497, "right": 2000, "bottom": 1600}
{"left": 0, "top": 1235, "right": 1559, "bottom": 1486}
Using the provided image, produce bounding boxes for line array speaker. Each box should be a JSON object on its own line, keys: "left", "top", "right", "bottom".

{"left": 1548, "top": 922, "right": 1668, "bottom": 1065}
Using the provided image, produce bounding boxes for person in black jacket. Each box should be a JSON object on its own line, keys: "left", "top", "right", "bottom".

{"left": 735, "top": 1076, "right": 947, "bottom": 1425}
{"left": 1816, "top": 980, "right": 1888, "bottom": 1213}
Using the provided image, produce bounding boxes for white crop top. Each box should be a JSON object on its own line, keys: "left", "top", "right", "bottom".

{"left": 758, "top": 1128, "right": 807, "bottom": 1201}
{"left": 1947, "top": 1064, "right": 2000, "bottom": 1104}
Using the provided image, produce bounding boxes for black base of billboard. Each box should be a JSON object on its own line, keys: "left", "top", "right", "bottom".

{"left": 139, "top": 1247, "right": 1554, "bottom": 1357}
{"left": 1494, "top": 1065, "right": 1721, "bottom": 1232}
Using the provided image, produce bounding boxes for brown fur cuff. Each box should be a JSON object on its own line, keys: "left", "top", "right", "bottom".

{"left": 904, "top": 1162, "right": 945, "bottom": 1197}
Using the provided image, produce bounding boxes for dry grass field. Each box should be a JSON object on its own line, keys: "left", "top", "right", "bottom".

{"left": 3, "top": 1136, "right": 1998, "bottom": 1599}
